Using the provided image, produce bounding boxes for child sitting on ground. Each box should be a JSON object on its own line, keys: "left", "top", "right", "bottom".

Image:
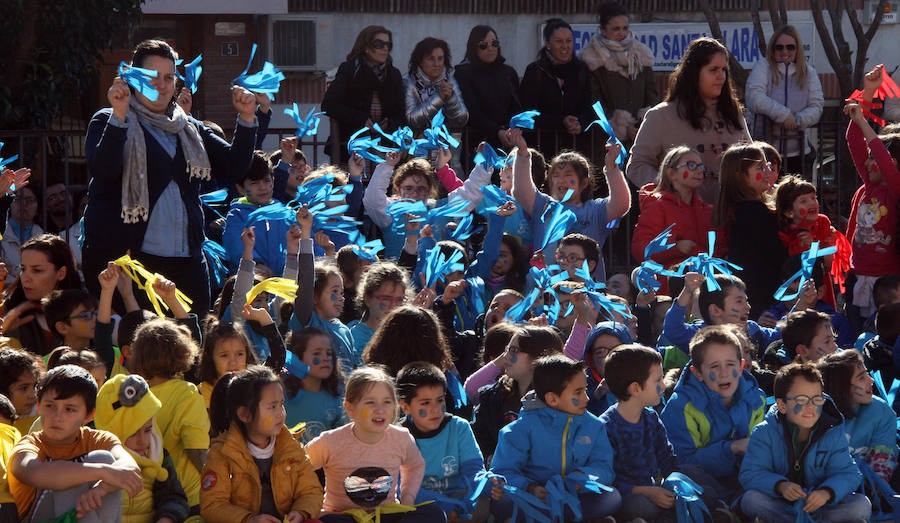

{"left": 763, "top": 310, "right": 838, "bottom": 369}
{"left": 94, "top": 374, "right": 189, "bottom": 522}
{"left": 41, "top": 289, "right": 98, "bottom": 352}
{"left": 660, "top": 325, "right": 767, "bottom": 505}
{"left": 739, "top": 362, "right": 871, "bottom": 522}
{"left": 0, "top": 348, "right": 42, "bottom": 434}
{"left": 0, "top": 394, "right": 21, "bottom": 520}
{"left": 489, "top": 355, "right": 622, "bottom": 521}
{"left": 7, "top": 365, "right": 142, "bottom": 521}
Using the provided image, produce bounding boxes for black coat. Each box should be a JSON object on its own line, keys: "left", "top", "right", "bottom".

{"left": 454, "top": 58, "right": 521, "bottom": 148}
{"left": 322, "top": 58, "right": 404, "bottom": 161}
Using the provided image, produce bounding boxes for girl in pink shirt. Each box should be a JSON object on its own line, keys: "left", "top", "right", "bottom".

{"left": 305, "top": 367, "right": 446, "bottom": 522}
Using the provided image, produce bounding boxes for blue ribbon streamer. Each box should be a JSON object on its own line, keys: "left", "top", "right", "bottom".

{"left": 418, "top": 109, "right": 460, "bottom": 152}
{"left": 199, "top": 188, "right": 230, "bottom": 219}
{"left": 347, "top": 127, "right": 394, "bottom": 164}
{"left": 446, "top": 370, "right": 468, "bottom": 409}
{"left": 634, "top": 224, "right": 681, "bottom": 293}
{"left": 0, "top": 142, "right": 18, "bottom": 170}
{"left": 505, "top": 266, "right": 569, "bottom": 324}
{"left": 447, "top": 213, "right": 481, "bottom": 242}
{"left": 176, "top": 54, "right": 202, "bottom": 94}
{"left": 474, "top": 143, "right": 513, "bottom": 170}
{"left": 350, "top": 239, "right": 385, "bottom": 262}
{"left": 479, "top": 184, "right": 515, "bottom": 215}
{"left": 233, "top": 43, "right": 285, "bottom": 100}
{"left": 202, "top": 239, "right": 229, "bottom": 287}
{"left": 662, "top": 472, "right": 710, "bottom": 523}
{"left": 285, "top": 350, "right": 310, "bottom": 379}
{"left": 285, "top": 103, "right": 323, "bottom": 137}
{"left": 792, "top": 495, "right": 816, "bottom": 523}
{"left": 424, "top": 247, "right": 465, "bottom": 289}
{"left": 645, "top": 223, "right": 677, "bottom": 260}
{"left": 584, "top": 101, "right": 627, "bottom": 166}
{"left": 563, "top": 261, "right": 634, "bottom": 322}
{"left": 509, "top": 110, "right": 541, "bottom": 130}
{"left": 773, "top": 241, "right": 837, "bottom": 302}
{"left": 675, "top": 231, "right": 743, "bottom": 291}
{"left": 372, "top": 123, "right": 422, "bottom": 156}
{"left": 538, "top": 189, "right": 577, "bottom": 252}
{"left": 118, "top": 61, "right": 159, "bottom": 101}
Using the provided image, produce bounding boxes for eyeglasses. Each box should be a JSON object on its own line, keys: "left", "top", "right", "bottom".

{"left": 674, "top": 161, "right": 706, "bottom": 172}
{"left": 289, "top": 164, "right": 310, "bottom": 176}
{"left": 371, "top": 295, "right": 407, "bottom": 307}
{"left": 555, "top": 252, "right": 585, "bottom": 264}
{"left": 478, "top": 39, "right": 501, "bottom": 50}
{"left": 745, "top": 158, "right": 773, "bottom": 172}
{"left": 774, "top": 44, "right": 797, "bottom": 51}
{"left": 592, "top": 346, "right": 615, "bottom": 359}
{"left": 785, "top": 394, "right": 826, "bottom": 406}
{"left": 371, "top": 39, "right": 393, "bottom": 51}
{"left": 399, "top": 185, "right": 429, "bottom": 196}
{"left": 67, "top": 309, "right": 98, "bottom": 322}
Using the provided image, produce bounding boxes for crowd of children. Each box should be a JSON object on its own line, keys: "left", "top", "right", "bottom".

{"left": 5, "top": 45, "right": 900, "bottom": 523}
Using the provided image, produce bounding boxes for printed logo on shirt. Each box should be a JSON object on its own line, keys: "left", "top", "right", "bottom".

{"left": 440, "top": 455, "right": 458, "bottom": 477}
{"left": 344, "top": 466, "right": 393, "bottom": 507}
{"left": 201, "top": 471, "right": 217, "bottom": 490}
{"left": 576, "top": 435, "right": 592, "bottom": 446}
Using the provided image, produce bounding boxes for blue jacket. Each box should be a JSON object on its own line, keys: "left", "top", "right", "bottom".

{"left": 661, "top": 301, "right": 781, "bottom": 356}
{"left": 739, "top": 398, "right": 862, "bottom": 503}
{"left": 222, "top": 198, "right": 292, "bottom": 276}
{"left": 490, "top": 391, "right": 615, "bottom": 490}
{"left": 760, "top": 300, "right": 855, "bottom": 348}
{"left": 660, "top": 364, "right": 766, "bottom": 478}
{"left": 843, "top": 396, "right": 898, "bottom": 478}
{"left": 584, "top": 322, "right": 631, "bottom": 416}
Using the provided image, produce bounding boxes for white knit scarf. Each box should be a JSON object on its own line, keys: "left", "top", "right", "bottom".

{"left": 580, "top": 32, "right": 655, "bottom": 79}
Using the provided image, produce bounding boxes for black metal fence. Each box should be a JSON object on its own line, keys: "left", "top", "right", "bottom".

{"left": 0, "top": 114, "right": 859, "bottom": 276}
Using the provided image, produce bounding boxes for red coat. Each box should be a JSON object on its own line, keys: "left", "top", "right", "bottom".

{"left": 631, "top": 184, "right": 717, "bottom": 266}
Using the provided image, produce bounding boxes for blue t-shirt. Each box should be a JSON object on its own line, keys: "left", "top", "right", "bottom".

{"left": 284, "top": 388, "right": 345, "bottom": 444}
{"left": 599, "top": 405, "right": 678, "bottom": 495}
{"left": 529, "top": 191, "right": 610, "bottom": 281}
{"left": 349, "top": 321, "right": 375, "bottom": 357}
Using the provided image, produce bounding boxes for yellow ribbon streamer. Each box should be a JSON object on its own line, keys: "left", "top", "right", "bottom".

{"left": 113, "top": 254, "right": 193, "bottom": 317}
{"left": 245, "top": 277, "right": 298, "bottom": 305}
{"left": 342, "top": 501, "right": 433, "bottom": 523}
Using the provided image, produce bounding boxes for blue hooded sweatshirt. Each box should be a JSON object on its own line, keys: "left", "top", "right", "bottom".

{"left": 661, "top": 300, "right": 781, "bottom": 356}
{"left": 660, "top": 363, "right": 766, "bottom": 478}
{"left": 739, "top": 397, "right": 862, "bottom": 504}
{"left": 222, "top": 198, "right": 291, "bottom": 276}
{"left": 843, "top": 395, "right": 898, "bottom": 480}
{"left": 490, "top": 391, "right": 616, "bottom": 490}
{"left": 583, "top": 322, "right": 631, "bottom": 416}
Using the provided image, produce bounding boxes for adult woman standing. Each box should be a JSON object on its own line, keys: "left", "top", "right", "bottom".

{"left": 2, "top": 235, "right": 81, "bottom": 356}
{"left": 627, "top": 38, "right": 750, "bottom": 203}
{"left": 454, "top": 25, "right": 521, "bottom": 155}
{"left": 83, "top": 39, "right": 258, "bottom": 311}
{"left": 746, "top": 25, "right": 823, "bottom": 176}
{"left": 404, "top": 37, "right": 467, "bottom": 132}
{"left": 579, "top": 1, "right": 658, "bottom": 144}
{"left": 519, "top": 18, "right": 593, "bottom": 159}
{"left": 322, "top": 26, "right": 404, "bottom": 163}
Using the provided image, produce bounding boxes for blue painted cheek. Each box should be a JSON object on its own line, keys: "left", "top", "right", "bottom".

{"left": 418, "top": 409, "right": 428, "bottom": 418}
{"left": 732, "top": 369, "right": 738, "bottom": 378}
{"left": 571, "top": 397, "right": 581, "bottom": 407}
{"left": 331, "top": 293, "right": 340, "bottom": 301}
{"left": 656, "top": 384, "right": 663, "bottom": 396}
{"left": 312, "top": 357, "right": 321, "bottom": 365}
{"left": 816, "top": 404, "right": 823, "bottom": 415}
{"left": 793, "top": 404, "right": 804, "bottom": 415}
{"left": 509, "top": 354, "right": 518, "bottom": 364}
{"left": 708, "top": 372, "right": 717, "bottom": 382}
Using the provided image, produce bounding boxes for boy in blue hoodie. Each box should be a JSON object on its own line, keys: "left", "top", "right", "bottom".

{"left": 739, "top": 363, "right": 870, "bottom": 522}
{"left": 397, "top": 362, "right": 494, "bottom": 521}
{"left": 222, "top": 150, "right": 291, "bottom": 275}
{"left": 490, "top": 355, "right": 622, "bottom": 521}
{"left": 662, "top": 273, "right": 814, "bottom": 365}
{"left": 660, "top": 325, "right": 767, "bottom": 504}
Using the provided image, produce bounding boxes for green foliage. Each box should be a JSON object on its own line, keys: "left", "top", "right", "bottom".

{"left": 0, "top": 0, "right": 144, "bottom": 129}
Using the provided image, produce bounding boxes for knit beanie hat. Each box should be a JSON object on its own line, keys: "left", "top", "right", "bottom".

{"left": 94, "top": 374, "right": 161, "bottom": 442}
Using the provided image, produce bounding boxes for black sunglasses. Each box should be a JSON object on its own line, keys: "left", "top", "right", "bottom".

{"left": 371, "top": 39, "right": 393, "bottom": 51}
{"left": 478, "top": 39, "right": 500, "bottom": 50}
{"left": 774, "top": 43, "right": 796, "bottom": 51}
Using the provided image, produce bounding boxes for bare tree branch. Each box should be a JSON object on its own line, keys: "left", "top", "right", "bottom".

{"left": 778, "top": 0, "right": 789, "bottom": 27}
{"left": 767, "top": 0, "right": 783, "bottom": 31}
{"left": 751, "top": 0, "right": 768, "bottom": 56}
{"left": 698, "top": 0, "right": 749, "bottom": 89}
{"left": 810, "top": 0, "right": 852, "bottom": 96}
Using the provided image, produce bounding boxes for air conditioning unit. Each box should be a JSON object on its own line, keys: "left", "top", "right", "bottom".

{"left": 267, "top": 15, "right": 333, "bottom": 71}
{"left": 865, "top": 0, "right": 899, "bottom": 24}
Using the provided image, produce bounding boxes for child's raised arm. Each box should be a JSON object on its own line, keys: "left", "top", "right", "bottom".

{"left": 292, "top": 206, "right": 316, "bottom": 327}
{"left": 229, "top": 227, "right": 257, "bottom": 324}
{"left": 447, "top": 145, "right": 494, "bottom": 212}
{"left": 96, "top": 262, "right": 120, "bottom": 376}
{"left": 242, "top": 302, "right": 286, "bottom": 373}
{"left": 468, "top": 202, "right": 515, "bottom": 280}
{"left": 347, "top": 153, "right": 366, "bottom": 218}
{"left": 603, "top": 142, "right": 631, "bottom": 223}
{"left": 362, "top": 152, "right": 401, "bottom": 228}
{"left": 509, "top": 129, "right": 536, "bottom": 216}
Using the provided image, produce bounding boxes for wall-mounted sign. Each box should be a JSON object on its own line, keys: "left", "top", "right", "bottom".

{"left": 215, "top": 22, "right": 246, "bottom": 36}
{"left": 222, "top": 42, "right": 239, "bottom": 57}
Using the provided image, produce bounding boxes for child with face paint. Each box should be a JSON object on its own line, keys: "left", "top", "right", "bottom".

{"left": 632, "top": 146, "right": 718, "bottom": 269}
{"left": 203, "top": 365, "right": 323, "bottom": 522}
{"left": 764, "top": 309, "right": 838, "bottom": 370}
{"left": 774, "top": 175, "right": 839, "bottom": 257}
{"left": 397, "top": 362, "right": 495, "bottom": 521}
{"left": 490, "top": 355, "right": 622, "bottom": 521}
{"left": 570, "top": 320, "right": 631, "bottom": 416}
{"left": 712, "top": 143, "right": 788, "bottom": 318}
{"left": 305, "top": 367, "right": 446, "bottom": 522}
{"left": 819, "top": 350, "right": 898, "bottom": 488}
{"left": 843, "top": 67, "right": 900, "bottom": 325}
{"left": 349, "top": 262, "right": 411, "bottom": 357}
{"left": 282, "top": 327, "right": 346, "bottom": 444}
{"left": 290, "top": 206, "right": 358, "bottom": 381}
{"left": 471, "top": 326, "right": 562, "bottom": 460}
{"left": 600, "top": 344, "right": 721, "bottom": 521}
{"left": 739, "top": 363, "right": 871, "bottom": 522}
{"left": 660, "top": 325, "right": 767, "bottom": 506}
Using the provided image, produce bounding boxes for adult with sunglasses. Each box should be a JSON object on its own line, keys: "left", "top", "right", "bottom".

{"left": 454, "top": 25, "right": 522, "bottom": 160}
{"left": 631, "top": 145, "right": 717, "bottom": 270}
{"left": 627, "top": 38, "right": 750, "bottom": 204}
{"left": 746, "top": 25, "right": 823, "bottom": 177}
{"left": 322, "top": 25, "right": 404, "bottom": 164}
{"left": 404, "top": 37, "right": 467, "bottom": 133}
{"left": 519, "top": 18, "right": 594, "bottom": 159}
{"left": 2, "top": 186, "right": 43, "bottom": 284}
{"left": 579, "top": 1, "right": 658, "bottom": 145}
